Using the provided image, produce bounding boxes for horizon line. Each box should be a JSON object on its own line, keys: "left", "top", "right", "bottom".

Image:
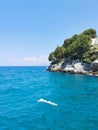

{"left": 0, "top": 65, "right": 48, "bottom": 67}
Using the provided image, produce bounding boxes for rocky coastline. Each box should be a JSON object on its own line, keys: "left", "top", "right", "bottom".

{"left": 47, "top": 29, "right": 98, "bottom": 76}
{"left": 47, "top": 59, "right": 98, "bottom": 76}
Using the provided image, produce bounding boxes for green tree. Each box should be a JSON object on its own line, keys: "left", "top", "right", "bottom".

{"left": 48, "top": 28, "right": 97, "bottom": 63}
{"left": 82, "top": 28, "right": 97, "bottom": 38}
{"left": 76, "top": 35, "right": 91, "bottom": 55}
{"left": 54, "top": 46, "right": 65, "bottom": 59}
{"left": 63, "top": 38, "right": 71, "bottom": 48}
{"left": 71, "top": 34, "right": 79, "bottom": 43}
{"left": 48, "top": 52, "right": 55, "bottom": 61}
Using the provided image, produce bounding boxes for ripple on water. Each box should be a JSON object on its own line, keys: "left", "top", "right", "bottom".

{"left": 0, "top": 67, "right": 98, "bottom": 129}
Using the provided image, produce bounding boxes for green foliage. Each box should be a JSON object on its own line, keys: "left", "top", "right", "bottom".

{"left": 76, "top": 35, "right": 91, "bottom": 55}
{"left": 54, "top": 46, "right": 65, "bottom": 59}
{"left": 49, "top": 28, "right": 97, "bottom": 64}
{"left": 82, "top": 58, "right": 92, "bottom": 64}
{"left": 82, "top": 52, "right": 97, "bottom": 64}
{"left": 71, "top": 34, "right": 79, "bottom": 43}
{"left": 64, "top": 35, "right": 91, "bottom": 58}
{"left": 64, "top": 41, "right": 77, "bottom": 57}
{"left": 90, "top": 54, "right": 97, "bottom": 61}
{"left": 48, "top": 52, "right": 55, "bottom": 61}
{"left": 63, "top": 38, "right": 71, "bottom": 48}
{"left": 63, "top": 34, "right": 78, "bottom": 48}
{"left": 82, "top": 28, "right": 97, "bottom": 38}
{"left": 90, "top": 44, "right": 98, "bottom": 53}
{"left": 82, "top": 48, "right": 98, "bottom": 64}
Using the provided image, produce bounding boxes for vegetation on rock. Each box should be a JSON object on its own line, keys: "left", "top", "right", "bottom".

{"left": 48, "top": 28, "right": 98, "bottom": 64}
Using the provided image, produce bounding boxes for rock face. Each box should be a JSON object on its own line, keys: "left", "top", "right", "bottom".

{"left": 91, "top": 37, "right": 98, "bottom": 45}
{"left": 47, "top": 29, "right": 98, "bottom": 76}
{"left": 91, "top": 60, "right": 98, "bottom": 72}
{"left": 47, "top": 59, "right": 98, "bottom": 76}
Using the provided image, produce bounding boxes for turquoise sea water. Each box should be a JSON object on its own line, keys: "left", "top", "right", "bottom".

{"left": 0, "top": 66, "right": 98, "bottom": 130}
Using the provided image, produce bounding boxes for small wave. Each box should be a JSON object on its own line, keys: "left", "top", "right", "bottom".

{"left": 37, "top": 98, "right": 58, "bottom": 106}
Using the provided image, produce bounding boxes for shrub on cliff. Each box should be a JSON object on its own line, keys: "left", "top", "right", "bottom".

{"left": 63, "top": 34, "right": 78, "bottom": 48}
{"left": 82, "top": 28, "right": 97, "bottom": 38}
{"left": 48, "top": 28, "right": 97, "bottom": 63}
{"left": 54, "top": 46, "right": 65, "bottom": 59}
{"left": 82, "top": 50, "right": 97, "bottom": 64}
{"left": 76, "top": 35, "right": 91, "bottom": 55}
{"left": 64, "top": 35, "right": 91, "bottom": 58}
{"left": 48, "top": 52, "right": 55, "bottom": 61}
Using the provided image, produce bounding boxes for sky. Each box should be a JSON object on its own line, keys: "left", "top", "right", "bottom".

{"left": 0, "top": 0, "right": 98, "bottom": 66}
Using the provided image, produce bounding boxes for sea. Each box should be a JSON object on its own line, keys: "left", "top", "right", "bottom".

{"left": 0, "top": 66, "right": 98, "bottom": 130}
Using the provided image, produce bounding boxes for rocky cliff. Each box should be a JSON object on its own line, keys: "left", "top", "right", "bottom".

{"left": 47, "top": 29, "right": 98, "bottom": 76}
{"left": 47, "top": 59, "right": 98, "bottom": 76}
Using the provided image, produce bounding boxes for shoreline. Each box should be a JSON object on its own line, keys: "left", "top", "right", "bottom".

{"left": 47, "top": 69, "right": 98, "bottom": 77}
{"left": 47, "top": 59, "right": 98, "bottom": 77}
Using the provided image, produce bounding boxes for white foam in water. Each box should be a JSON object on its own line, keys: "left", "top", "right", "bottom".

{"left": 37, "top": 98, "right": 58, "bottom": 106}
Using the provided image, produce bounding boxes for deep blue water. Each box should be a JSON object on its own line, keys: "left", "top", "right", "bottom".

{"left": 0, "top": 66, "right": 98, "bottom": 130}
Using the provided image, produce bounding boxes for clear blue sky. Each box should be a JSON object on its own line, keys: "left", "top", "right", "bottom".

{"left": 0, "top": 0, "right": 98, "bottom": 66}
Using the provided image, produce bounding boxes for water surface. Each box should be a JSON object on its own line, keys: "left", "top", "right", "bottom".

{"left": 0, "top": 66, "right": 98, "bottom": 130}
